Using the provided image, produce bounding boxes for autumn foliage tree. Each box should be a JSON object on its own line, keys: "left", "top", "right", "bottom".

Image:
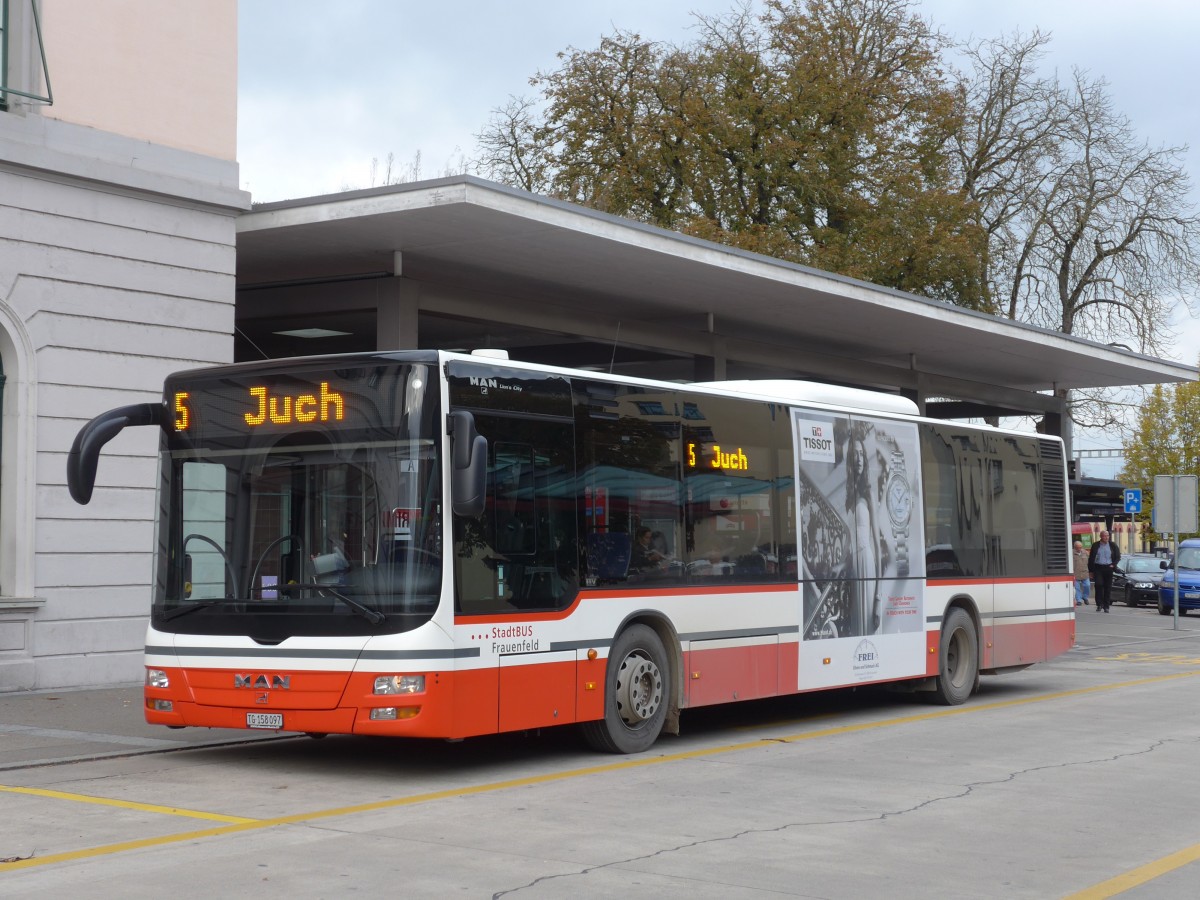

{"left": 478, "top": 0, "right": 987, "bottom": 307}
{"left": 1121, "top": 382, "right": 1200, "bottom": 534}
{"left": 477, "top": 0, "right": 1200, "bottom": 383}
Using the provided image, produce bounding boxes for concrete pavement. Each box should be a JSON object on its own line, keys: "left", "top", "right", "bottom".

{"left": 0, "top": 685, "right": 286, "bottom": 770}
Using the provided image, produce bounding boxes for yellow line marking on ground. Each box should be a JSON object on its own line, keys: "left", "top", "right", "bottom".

{"left": 0, "top": 785, "right": 257, "bottom": 824}
{"left": 739, "top": 669, "right": 1200, "bottom": 735}
{"left": 3, "top": 669, "right": 1198, "bottom": 878}
{"left": 0, "top": 821, "right": 268, "bottom": 870}
{"left": 1064, "top": 842, "right": 1200, "bottom": 899}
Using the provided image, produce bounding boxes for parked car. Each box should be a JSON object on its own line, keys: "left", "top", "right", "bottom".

{"left": 1157, "top": 539, "right": 1200, "bottom": 615}
{"left": 1113, "top": 554, "right": 1167, "bottom": 607}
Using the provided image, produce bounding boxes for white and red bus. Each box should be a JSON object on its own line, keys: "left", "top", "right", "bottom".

{"left": 68, "top": 350, "right": 1074, "bottom": 753}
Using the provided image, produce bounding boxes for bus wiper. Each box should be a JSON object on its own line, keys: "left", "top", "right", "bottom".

{"left": 290, "top": 583, "right": 387, "bottom": 625}
{"left": 162, "top": 598, "right": 232, "bottom": 621}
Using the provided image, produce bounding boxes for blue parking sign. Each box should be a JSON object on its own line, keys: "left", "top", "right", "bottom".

{"left": 1124, "top": 488, "right": 1142, "bottom": 513}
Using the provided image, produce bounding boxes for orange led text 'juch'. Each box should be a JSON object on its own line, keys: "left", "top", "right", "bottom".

{"left": 245, "top": 382, "right": 345, "bottom": 426}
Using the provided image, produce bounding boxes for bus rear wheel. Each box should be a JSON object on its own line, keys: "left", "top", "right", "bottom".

{"left": 931, "top": 607, "right": 977, "bottom": 706}
{"left": 582, "top": 624, "right": 669, "bottom": 754}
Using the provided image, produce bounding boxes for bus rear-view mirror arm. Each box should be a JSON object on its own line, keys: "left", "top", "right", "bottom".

{"left": 448, "top": 409, "right": 487, "bottom": 518}
{"left": 67, "top": 402, "right": 168, "bottom": 505}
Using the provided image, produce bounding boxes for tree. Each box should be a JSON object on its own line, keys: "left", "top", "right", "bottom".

{"left": 477, "top": 0, "right": 986, "bottom": 307}
{"left": 954, "top": 34, "right": 1200, "bottom": 362}
{"left": 1121, "top": 381, "right": 1200, "bottom": 533}
{"left": 475, "top": 0, "right": 1200, "bottom": 364}
{"left": 950, "top": 29, "right": 1065, "bottom": 316}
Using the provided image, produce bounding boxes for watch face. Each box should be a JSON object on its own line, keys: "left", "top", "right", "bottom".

{"left": 887, "top": 474, "right": 911, "bottom": 525}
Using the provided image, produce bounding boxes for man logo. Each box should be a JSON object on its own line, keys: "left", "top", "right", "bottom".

{"left": 234, "top": 674, "right": 291, "bottom": 690}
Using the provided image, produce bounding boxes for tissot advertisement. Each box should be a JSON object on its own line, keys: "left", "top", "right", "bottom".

{"left": 793, "top": 410, "right": 926, "bottom": 686}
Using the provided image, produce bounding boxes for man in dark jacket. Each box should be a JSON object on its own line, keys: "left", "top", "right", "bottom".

{"left": 1088, "top": 530, "right": 1121, "bottom": 612}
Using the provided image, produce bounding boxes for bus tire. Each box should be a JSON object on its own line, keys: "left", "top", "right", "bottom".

{"left": 581, "top": 624, "right": 669, "bottom": 754}
{"left": 931, "top": 607, "right": 977, "bottom": 706}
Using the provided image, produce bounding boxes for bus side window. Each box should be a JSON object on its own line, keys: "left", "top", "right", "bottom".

{"left": 454, "top": 422, "right": 578, "bottom": 614}
{"left": 494, "top": 443, "right": 534, "bottom": 555}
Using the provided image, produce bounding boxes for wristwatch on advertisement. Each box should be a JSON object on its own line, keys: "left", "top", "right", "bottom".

{"left": 885, "top": 448, "right": 911, "bottom": 577}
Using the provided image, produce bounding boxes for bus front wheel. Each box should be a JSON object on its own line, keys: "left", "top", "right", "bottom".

{"left": 582, "top": 624, "right": 669, "bottom": 754}
{"left": 931, "top": 607, "right": 977, "bottom": 706}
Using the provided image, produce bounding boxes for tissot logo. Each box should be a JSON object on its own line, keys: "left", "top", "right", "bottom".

{"left": 797, "top": 416, "right": 837, "bottom": 463}
{"left": 234, "top": 674, "right": 291, "bottom": 690}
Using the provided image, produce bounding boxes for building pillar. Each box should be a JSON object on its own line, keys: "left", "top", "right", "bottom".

{"left": 694, "top": 333, "right": 727, "bottom": 381}
{"left": 376, "top": 275, "right": 420, "bottom": 351}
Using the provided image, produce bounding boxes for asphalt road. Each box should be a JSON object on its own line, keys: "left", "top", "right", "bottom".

{"left": 2, "top": 603, "right": 1199, "bottom": 899}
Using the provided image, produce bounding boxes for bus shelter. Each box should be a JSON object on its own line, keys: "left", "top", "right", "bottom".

{"left": 234, "top": 176, "right": 1198, "bottom": 457}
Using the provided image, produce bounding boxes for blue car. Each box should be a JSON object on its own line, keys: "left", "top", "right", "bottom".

{"left": 1158, "top": 539, "right": 1200, "bottom": 615}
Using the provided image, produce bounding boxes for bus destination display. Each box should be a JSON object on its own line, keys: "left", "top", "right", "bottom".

{"left": 173, "top": 381, "right": 348, "bottom": 433}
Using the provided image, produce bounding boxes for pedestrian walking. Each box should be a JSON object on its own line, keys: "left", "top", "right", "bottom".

{"left": 1088, "top": 530, "right": 1121, "bottom": 612}
{"left": 1073, "top": 540, "right": 1091, "bottom": 606}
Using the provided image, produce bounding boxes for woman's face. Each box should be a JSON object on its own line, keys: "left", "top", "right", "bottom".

{"left": 848, "top": 439, "right": 864, "bottom": 475}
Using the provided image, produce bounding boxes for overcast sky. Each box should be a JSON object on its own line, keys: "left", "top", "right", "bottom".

{"left": 238, "top": 0, "right": 1199, "bottom": 200}
{"left": 238, "top": 1, "right": 1200, "bottom": 475}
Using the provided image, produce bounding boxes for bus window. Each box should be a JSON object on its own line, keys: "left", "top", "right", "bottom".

{"left": 575, "top": 381, "right": 683, "bottom": 587}
{"left": 682, "top": 392, "right": 792, "bottom": 584}
{"left": 454, "top": 417, "right": 578, "bottom": 613}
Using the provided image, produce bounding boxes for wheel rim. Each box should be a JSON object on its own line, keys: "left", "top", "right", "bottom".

{"left": 615, "top": 650, "right": 663, "bottom": 728}
{"left": 944, "top": 628, "right": 969, "bottom": 688}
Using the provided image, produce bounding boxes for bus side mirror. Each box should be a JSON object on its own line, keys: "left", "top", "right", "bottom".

{"left": 449, "top": 410, "right": 487, "bottom": 518}
{"left": 67, "top": 403, "right": 168, "bottom": 504}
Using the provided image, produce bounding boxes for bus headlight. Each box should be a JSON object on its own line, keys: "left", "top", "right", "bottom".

{"left": 146, "top": 668, "right": 170, "bottom": 689}
{"left": 374, "top": 675, "right": 425, "bottom": 695}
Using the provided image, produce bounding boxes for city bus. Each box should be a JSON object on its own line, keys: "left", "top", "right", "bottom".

{"left": 67, "top": 350, "right": 1074, "bottom": 753}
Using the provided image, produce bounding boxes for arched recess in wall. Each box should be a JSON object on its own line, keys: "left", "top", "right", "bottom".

{"left": 0, "top": 296, "right": 37, "bottom": 601}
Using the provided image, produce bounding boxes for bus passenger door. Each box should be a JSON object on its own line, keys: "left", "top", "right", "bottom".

{"left": 452, "top": 412, "right": 580, "bottom": 731}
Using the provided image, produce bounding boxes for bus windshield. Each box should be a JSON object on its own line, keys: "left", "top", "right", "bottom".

{"left": 152, "top": 361, "right": 442, "bottom": 638}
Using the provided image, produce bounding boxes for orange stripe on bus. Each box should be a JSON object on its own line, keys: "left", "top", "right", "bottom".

{"left": 935, "top": 575, "right": 1073, "bottom": 586}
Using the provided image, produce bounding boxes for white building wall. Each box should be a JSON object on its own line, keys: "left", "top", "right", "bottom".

{"left": 0, "top": 2, "right": 247, "bottom": 690}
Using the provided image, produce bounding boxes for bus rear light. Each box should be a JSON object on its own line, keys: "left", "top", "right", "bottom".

{"left": 370, "top": 706, "right": 420, "bottom": 721}
{"left": 374, "top": 675, "right": 425, "bottom": 695}
{"left": 146, "top": 669, "right": 170, "bottom": 689}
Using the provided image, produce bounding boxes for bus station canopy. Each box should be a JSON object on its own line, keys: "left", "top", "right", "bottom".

{"left": 235, "top": 176, "right": 1198, "bottom": 428}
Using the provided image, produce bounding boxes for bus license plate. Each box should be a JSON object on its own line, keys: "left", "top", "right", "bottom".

{"left": 246, "top": 712, "right": 283, "bottom": 729}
